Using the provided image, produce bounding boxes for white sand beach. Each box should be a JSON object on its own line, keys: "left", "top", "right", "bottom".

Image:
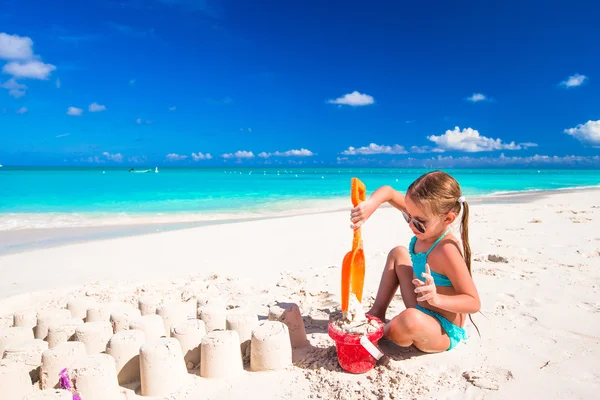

{"left": 1, "top": 188, "right": 599, "bottom": 399}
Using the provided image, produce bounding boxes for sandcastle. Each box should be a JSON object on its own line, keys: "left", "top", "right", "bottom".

{"left": 0, "top": 293, "right": 304, "bottom": 399}
{"left": 250, "top": 321, "right": 293, "bottom": 371}
{"left": 171, "top": 319, "right": 206, "bottom": 368}
{"left": 140, "top": 337, "right": 188, "bottom": 396}
{"left": 12, "top": 310, "right": 37, "bottom": 330}
{"left": 74, "top": 321, "right": 113, "bottom": 354}
{"left": 46, "top": 319, "right": 83, "bottom": 349}
{"left": 106, "top": 329, "right": 145, "bottom": 384}
{"left": 0, "top": 361, "right": 33, "bottom": 399}
{"left": 200, "top": 330, "right": 243, "bottom": 378}
{"left": 268, "top": 302, "right": 309, "bottom": 348}
{"left": 226, "top": 308, "right": 259, "bottom": 357}
{"left": 69, "top": 353, "right": 121, "bottom": 400}
{"left": 3, "top": 339, "right": 48, "bottom": 382}
{"left": 40, "top": 342, "right": 87, "bottom": 390}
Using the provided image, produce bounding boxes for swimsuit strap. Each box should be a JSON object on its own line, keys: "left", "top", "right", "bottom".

{"left": 425, "top": 228, "right": 451, "bottom": 257}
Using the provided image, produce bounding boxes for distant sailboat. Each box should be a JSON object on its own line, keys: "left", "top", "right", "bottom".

{"left": 155, "top": 167, "right": 159, "bottom": 173}
{"left": 129, "top": 168, "right": 151, "bottom": 173}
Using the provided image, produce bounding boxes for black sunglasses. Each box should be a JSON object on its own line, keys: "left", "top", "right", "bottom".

{"left": 401, "top": 209, "right": 426, "bottom": 234}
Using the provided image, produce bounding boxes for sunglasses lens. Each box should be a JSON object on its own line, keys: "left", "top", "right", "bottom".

{"left": 401, "top": 210, "right": 410, "bottom": 223}
{"left": 412, "top": 220, "right": 425, "bottom": 234}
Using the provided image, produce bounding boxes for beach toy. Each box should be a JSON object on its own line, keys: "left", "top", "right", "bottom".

{"left": 58, "top": 368, "right": 81, "bottom": 400}
{"left": 341, "top": 178, "right": 367, "bottom": 314}
{"left": 328, "top": 315, "right": 384, "bottom": 374}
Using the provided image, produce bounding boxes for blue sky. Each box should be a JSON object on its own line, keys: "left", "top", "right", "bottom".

{"left": 0, "top": 0, "right": 599, "bottom": 167}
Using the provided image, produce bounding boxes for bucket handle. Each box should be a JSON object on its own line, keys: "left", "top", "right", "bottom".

{"left": 360, "top": 335, "right": 384, "bottom": 360}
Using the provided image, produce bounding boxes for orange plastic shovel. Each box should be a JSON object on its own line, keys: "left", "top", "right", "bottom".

{"left": 341, "top": 178, "right": 367, "bottom": 314}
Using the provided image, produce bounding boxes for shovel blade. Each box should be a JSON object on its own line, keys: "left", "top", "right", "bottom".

{"left": 341, "top": 250, "right": 353, "bottom": 312}
{"left": 350, "top": 248, "right": 365, "bottom": 304}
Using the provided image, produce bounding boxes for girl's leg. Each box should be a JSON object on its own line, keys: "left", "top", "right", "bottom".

{"left": 384, "top": 308, "right": 450, "bottom": 353}
{"left": 367, "top": 246, "right": 418, "bottom": 322}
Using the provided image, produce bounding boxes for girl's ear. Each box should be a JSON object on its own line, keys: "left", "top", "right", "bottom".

{"left": 444, "top": 211, "right": 458, "bottom": 226}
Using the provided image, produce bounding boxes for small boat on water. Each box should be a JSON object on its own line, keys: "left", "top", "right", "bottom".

{"left": 129, "top": 168, "right": 151, "bottom": 173}
{"left": 155, "top": 167, "right": 159, "bottom": 173}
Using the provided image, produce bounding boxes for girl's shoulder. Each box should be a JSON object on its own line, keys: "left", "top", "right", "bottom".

{"left": 428, "top": 232, "right": 464, "bottom": 263}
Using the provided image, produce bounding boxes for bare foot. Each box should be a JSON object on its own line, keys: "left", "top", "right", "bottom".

{"left": 366, "top": 308, "right": 386, "bottom": 322}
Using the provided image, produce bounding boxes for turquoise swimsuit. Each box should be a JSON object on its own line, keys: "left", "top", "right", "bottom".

{"left": 409, "top": 230, "right": 468, "bottom": 350}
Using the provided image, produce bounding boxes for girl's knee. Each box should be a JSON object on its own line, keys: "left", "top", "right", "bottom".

{"left": 391, "top": 308, "right": 424, "bottom": 335}
{"left": 389, "top": 246, "right": 410, "bottom": 263}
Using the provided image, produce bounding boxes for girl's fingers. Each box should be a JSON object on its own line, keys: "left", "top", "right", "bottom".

{"left": 412, "top": 279, "right": 424, "bottom": 286}
{"left": 414, "top": 285, "right": 429, "bottom": 294}
{"left": 421, "top": 272, "right": 434, "bottom": 285}
{"left": 416, "top": 293, "right": 432, "bottom": 302}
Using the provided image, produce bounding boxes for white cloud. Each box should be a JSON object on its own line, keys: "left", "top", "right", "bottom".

{"left": 77, "top": 156, "right": 103, "bottom": 164}
{"left": 0, "top": 33, "right": 34, "bottom": 60}
{"left": 169, "top": 106, "right": 176, "bottom": 111}
{"left": 222, "top": 150, "right": 254, "bottom": 159}
{"left": 466, "top": 93, "right": 487, "bottom": 102}
{"left": 559, "top": 73, "right": 588, "bottom": 88}
{"left": 9, "top": 89, "right": 26, "bottom": 98}
{"left": 89, "top": 102, "right": 107, "bottom": 112}
{"left": 166, "top": 153, "right": 188, "bottom": 161}
{"left": 55, "top": 78, "right": 61, "bottom": 88}
{"left": 56, "top": 133, "right": 70, "bottom": 138}
{"left": 16, "top": 107, "right": 27, "bottom": 114}
{"left": 0, "top": 33, "right": 55, "bottom": 97}
{"left": 1, "top": 78, "right": 27, "bottom": 97}
{"left": 341, "top": 143, "right": 407, "bottom": 155}
{"left": 191, "top": 152, "right": 212, "bottom": 161}
{"left": 328, "top": 91, "right": 375, "bottom": 106}
{"left": 128, "top": 155, "right": 147, "bottom": 163}
{"left": 258, "top": 148, "right": 314, "bottom": 158}
{"left": 136, "top": 118, "right": 151, "bottom": 125}
{"left": 66, "top": 106, "right": 83, "bottom": 116}
{"left": 564, "top": 120, "right": 600, "bottom": 147}
{"left": 426, "top": 126, "right": 536, "bottom": 152}
{"left": 428, "top": 153, "right": 600, "bottom": 167}
{"left": 3, "top": 60, "right": 56, "bottom": 80}
{"left": 410, "top": 145, "right": 444, "bottom": 154}
{"left": 1, "top": 77, "right": 27, "bottom": 90}
{"left": 336, "top": 153, "right": 600, "bottom": 168}
{"left": 102, "top": 152, "right": 123, "bottom": 162}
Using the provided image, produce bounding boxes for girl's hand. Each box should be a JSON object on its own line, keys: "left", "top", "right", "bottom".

{"left": 350, "top": 198, "right": 377, "bottom": 229}
{"left": 413, "top": 264, "right": 439, "bottom": 305}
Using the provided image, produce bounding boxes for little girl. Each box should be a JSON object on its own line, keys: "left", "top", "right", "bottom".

{"left": 350, "top": 170, "right": 480, "bottom": 352}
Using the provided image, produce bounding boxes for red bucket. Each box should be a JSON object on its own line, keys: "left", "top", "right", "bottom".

{"left": 328, "top": 315, "right": 385, "bottom": 374}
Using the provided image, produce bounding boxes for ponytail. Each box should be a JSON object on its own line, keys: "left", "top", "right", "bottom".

{"left": 461, "top": 201, "right": 472, "bottom": 276}
{"left": 461, "top": 200, "right": 480, "bottom": 338}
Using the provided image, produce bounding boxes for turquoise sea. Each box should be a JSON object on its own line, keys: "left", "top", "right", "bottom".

{"left": 0, "top": 167, "right": 599, "bottom": 230}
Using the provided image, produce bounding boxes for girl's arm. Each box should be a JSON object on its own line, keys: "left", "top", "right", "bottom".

{"left": 368, "top": 185, "right": 406, "bottom": 211}
{"left": 351, "top": 185, "right": 406, "bottom": 228}
{"left": 424, "top": 242, "right": 481, "bottom": 314}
